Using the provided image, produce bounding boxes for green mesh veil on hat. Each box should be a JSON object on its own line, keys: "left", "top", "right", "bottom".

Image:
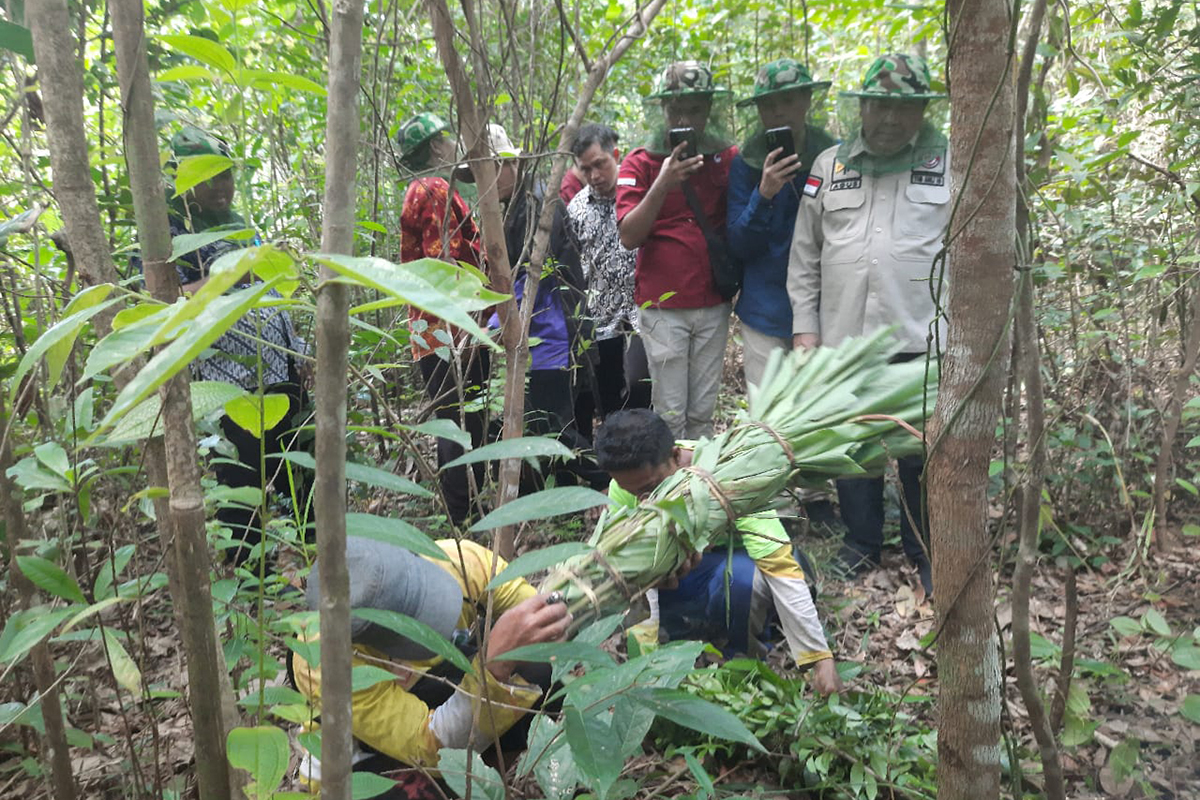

{"left": 639, "top": 61, "right": 735, "bottom": 156}
{"left": 397, "top": 112, "right": 452, "bottom": 170}
{"left": 736, "top": 58, "right": 832, "bottom": 108}
{"left": 171, "top": 126, "right": 231, "bottom": 158}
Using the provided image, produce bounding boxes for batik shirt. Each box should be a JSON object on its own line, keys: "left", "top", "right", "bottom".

{"left": 400, "top": 177, "right": 483, "bottom": 359}
{"left": 136, "top": 205, "right": 304, "bottom": 390}
{"left": 567, "top": 184, "right": 638, "bottom": 341}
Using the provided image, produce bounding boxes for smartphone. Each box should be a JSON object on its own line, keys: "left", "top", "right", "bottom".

{"left": 668, "top": 127, "right": 698, "bottom": 160}
{"left": 765, "top": 126, "right": 796, "bottom": 161}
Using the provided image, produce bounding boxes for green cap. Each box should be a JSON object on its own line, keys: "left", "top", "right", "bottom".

{"left": 171, "top": 126, "right": 231, "bottom": 158}
{"left": 396, "top": 112, "right": 450, "bottom": 162}
{"left": 839, "top": 53, "right": 946, "bottom": 100}
{"left": 736, "top": 58, "right": 831, "bottom": 108}
{"left": 646, "top": 60, "right": 730, "bottom": 100}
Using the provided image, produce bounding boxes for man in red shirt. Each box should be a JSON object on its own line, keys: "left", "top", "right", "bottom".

{"left": 617, "top": 61, "right": 737, "bottom": 439}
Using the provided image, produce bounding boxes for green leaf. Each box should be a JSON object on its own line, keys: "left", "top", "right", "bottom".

{"left": 62, "top": 597, "right": 126, "bottom": 634}
{"left": 159, "top": 34, "right": 236, "bottom": 74}
{"left": 562, "top": 707, "right": 622, "bottom": 800}
{"left": 226, "top": 725, "right": 290, "bottom": 800}
{"left": 1108, "top": 738, "right": 1140, "bottom": 783}
{"left": 47, "top": 284, "right": 117, "bottom": 390}
{"left": 280, "top": 451, "right": 433, "bottom": 498}
{"left": 34, "top": 441, "right": 71, "bottom": 479}
{"left": 403, "top": 419, "right": 471, "bottom": 449}
{"left": 443, "top": 436, "right": 574, "bottom": 469}
{"left": 351, "top": 608, "right": 474, "bottom": 676}
{"left": 16, "top": 556, "right": 86, "bottom": 604}
{"left": 224, "top": 393, "right": 290, "bottom": 438}
{"left": 314, "top": 254, "right": 504, "bottom": 352}
{"left": 485, "top": 542, "right": 594, "bottom": 590}
{"left": 173, "top": 154, "right": 236, "bottom": 197}
{"left": 251, "top": 71, "right": 326, "bottom": 96}
{"left": 1170, "top": 645, "right": 1200, "bottom": 670}
{"left": 343, "top": 513, "right": 449, "bottom": 561}
{"left": 1109, "top": 616, "right": 1142, "bottom": 638}
{"left": 93, "top": 281, "right": 279, "bottom": 436}
{"left": 496, "top": 641, "right": 614, "bottom": 670}
{"left": 93, "top": 544, "right": 136, "bottom": 601}
{"left": 469, "top": 487, "right": 609, "bottom": 532}
{"left": 156, "top": 65, "right": 214, "bottom": 83}
{"left": 1142, "top": 608, "right": 1171, "bottom": 637}
{"left": 438, "top": 749, "right": 505, "bottom": 800}
{"left": 5, "top": 457, "right": 70, "bottom": 492}
{"left": 0, "top": 19, "right": 34, "bottom": 61}
{"left": 100, "top": 381, "right": 246, "bottom": 446}
{"left": 626, "top": 687, "right": 766, "bottom": 752}
{"left": 351, "top": 771, "right": 397, "bottom": 800}
{"left": 0, "top": 608, "right": 73, "bottom": 666}
{"left": 1181, "top": 694, "right": 1200, "bottom": 724}
{"left": 102, "top": 629, "right": 142, "bottom": 694}
{"left": 11, "top": 290, "right": 122, "bottom": 402}
{"left": 1182, "top": 524, "right": 1200, "bottom": 537}
{"left": 351, "top": 665, "right": 401, "bottom": 692}
{"left": 82, "top": 303, "right": 171, "bottom": 382}
{"left": 170, "top": 229, "right": 252, "bottom": 262}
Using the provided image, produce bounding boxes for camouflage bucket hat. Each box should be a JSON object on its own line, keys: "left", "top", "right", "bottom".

{"left": 839, "top": 53, "right": 947, "bottom": 100}
{"left": 397, "top": 112, "right": 451, "bottom": 160}
{"left": 171, "top": 126, "right": 231, "bottom": 158}
{"left": 736, "top": 58, "right": 832, "bottom": 107}
{"left": 646, "top": 60, "right": 730, "bottom": 100}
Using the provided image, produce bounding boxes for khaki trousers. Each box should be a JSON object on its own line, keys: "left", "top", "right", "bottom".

{"left": 639, "top": 303, "right": 731, "bottom": 439}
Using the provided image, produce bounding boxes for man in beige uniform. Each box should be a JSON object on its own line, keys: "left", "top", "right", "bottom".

{"left": 787, "top": 53, "right": 949, "bottom": 597}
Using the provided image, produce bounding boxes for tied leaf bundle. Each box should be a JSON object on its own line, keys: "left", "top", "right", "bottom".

{"left": 537, "top": 330, "right": 937, "bottom": 631}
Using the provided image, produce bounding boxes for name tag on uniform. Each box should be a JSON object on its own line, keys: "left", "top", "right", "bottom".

{"left": 911, "top": 151, "right": 946, "bottom": 186}
{"left": 802, "top": 176, "right": 822, "bottom": 197}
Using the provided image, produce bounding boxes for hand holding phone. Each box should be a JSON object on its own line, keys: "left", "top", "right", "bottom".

{"left": 668, "top": 127, "right": 698, "bottom": 160}
{"left": 759, "top": 125, "right": 802, "bottom": 200}
{"left": 765, "top": 126, "right": 796, "bottom": 161}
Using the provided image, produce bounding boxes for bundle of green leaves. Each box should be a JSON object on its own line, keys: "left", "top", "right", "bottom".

{"left": 539, "top": 329, "right": 938, "bottom": 630}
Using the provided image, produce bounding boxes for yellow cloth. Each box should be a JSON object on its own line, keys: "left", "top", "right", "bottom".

{"left": 292, "top": 540, "right": 541, "bottom": 769}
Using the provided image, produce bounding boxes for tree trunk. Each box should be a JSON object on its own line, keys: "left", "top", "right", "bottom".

{"left": 109, "top": 3, "right": 232, "bottom": 799}
{"left": 928, "top": 0, "right": 1017, "bottom": 797}
{"left": 313, "top": 1, "right": 365, "bottom": 798}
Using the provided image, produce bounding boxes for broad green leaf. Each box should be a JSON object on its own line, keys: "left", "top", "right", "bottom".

{"left": 62, "top": 596, "right": 126, "bottom": 634}
{"left": 443, "top": 436, "right": 574, "bottom": 469}
{"left": 496, "top": 641, "right": 615, "bottom": 670}
{"left": 314, "top": 254, "right": 503, "bottom": 351}
{"left": 46, "top": 284, "right": 116, "bottom": 389}
{"left": 485, "top": 541, "right": 594, "bottom": 590}
{"left": 224, "top": 394, "right": 290, "bottom": 438}
{"left": 626, "top": 687, "right": 767, "bottom": 753}
{"left": 351, "top": 771, "right": 397, "bottom": 800}
{"left": 351, "top": 665, "right": 401, "bottom": 692}
{"left": 6, "top": 457, "right": 71, "bottom": 492}
{"left": 1181, "top": 694, "right": 1200, "bottom": 724}
{"left": 281, "top": 452, "right": 433, "bottom": 498}
{"left": 102, "top": 629, "right": 141, "bottom": 694}
{"left": 403, "top": 419, "right": 470, "bottom": 449}
{"left": 16, "top": 556, "right": 85, "bottom": 604}
{"left": 174, "top": 154, "right": 236, "bottom": 196}
{"left": 351, "top": 608, "right": 474, "bottom": 675}
{"left": 251, "top": 71, "right": 326, "bottom": 96}
{"left": 438, "top": 749, "right": 504, "bottom": 800}
{"left": 343, "top": 513, "right": 451, "bottom": 563}
{"left": 1109, "top": 616, "right": 1142, "bottom": 638}
{"left": 1182, "top": 524, "right": 1200, "bottom": 537}
{"left": 156, "top": 65, "right": 214, "bottom": 83}
{"left": 470, "top": 487, "right": 609, "bottom": 532}
{"left": 93, "top": 281, "right": 279, "bottom": 435}
{"left": 100, "top": 381, "right": 246, "bottom": 446}
{"left": 82, "top": 304, "right": 172, "bottom": 381}
{"left": 148, "top": 245, "right": 264, "bottom": 346}
{"left": 562, "top": 707, "right": 622, "bottom": 800}
{"left": 11, "top": 292, "right": 122, "bottom": 402}
{"left": 33, "top": 441, "right": 71, "bottom": 479}
{"left": 169, "top": 228, "right": 252, "bottom": 262}
{"left": 243, "top": 244, "right": 301, "bottom": 297}
{"left": 0, "top": 19, "right": 34, "bottom": 61}
{"left": 1170, "top": 645, "right": 1200, "bottom": 670}
{"left": 1107, "top": 738, "right": 1140, "bottom": 783}
{"left": 226, "top": 725, "right": 290, "bottom": 800}
{"left": 0, "top": 608, "right": 73, "bottom": 665}
{"left": 520, "top": 715, "right": 579, "bottom": 800}
{"left": 159, "top": 34, "right": 236, "bottom": 74}
{"left": 1142, "top": 608, "right": 1171, "bottom": 637}
{"left": 93, "top": 545, "right": 136, "bottom": 601}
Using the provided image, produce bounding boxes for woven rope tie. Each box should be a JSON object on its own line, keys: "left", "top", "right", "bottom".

{"left": 682, "top": 465, "right": 738, "bottom": 527}
{"left": 591, "top": 549, "right": 634, "bottom": 601}
{"left": 737, "top": 420, "right": 797, "bottom": 469}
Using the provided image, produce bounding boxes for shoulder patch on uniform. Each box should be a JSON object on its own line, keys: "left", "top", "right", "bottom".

{"left": 617, "top": 176, "right": 637, "bottom": 186}
{"left": 803, "top": 175, "right": 822, "bottom": 197}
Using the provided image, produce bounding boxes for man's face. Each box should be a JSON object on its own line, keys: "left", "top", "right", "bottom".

{"left": 189, "top": 169, "right": 235, "bottom": 215}
{"left": 663, "top": 95, "right": 712, "bottom": 139}
{"left": 859, "top": 97, "right": 927, "bottom": 156}
{"left": 755, "top": 88, "right": 812, "bottom": 134}
{"left": 429, "top": 132, "right": 457, "bottom": 166}
{"left": 575, "top": 142, "right": 620, "bottom": 197}
{"left": 608, "top": 449, "right": 681, "bottom": 500}
{"left": 495, "top": 159, "right": 519, "bottom": 201}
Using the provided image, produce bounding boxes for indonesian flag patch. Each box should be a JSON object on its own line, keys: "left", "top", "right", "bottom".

{"left": 803, "top": 175, "right": 822, "bottom": 197}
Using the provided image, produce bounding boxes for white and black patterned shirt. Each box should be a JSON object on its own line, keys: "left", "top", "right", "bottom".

{"left": 566, "top": 185, "right": 638, "bottom": 341}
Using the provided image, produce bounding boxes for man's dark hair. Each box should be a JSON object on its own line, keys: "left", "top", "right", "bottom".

{"left": 594, "top": 409, "right": 674, "bottom": 472}
{"left": 571, "top": 123, "right": 619, "bottom": 158}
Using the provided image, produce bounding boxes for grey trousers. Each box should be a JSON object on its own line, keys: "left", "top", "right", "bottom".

{"left": 740, "top": 322, "right": 791, "bottom": 392}
{"left": 639, "top": 303, "right": 731, "bottom": 439}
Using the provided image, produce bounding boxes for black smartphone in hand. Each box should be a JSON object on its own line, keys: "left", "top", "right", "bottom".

{"left": 765, "top": 126, "right": 796, "bottom": 161}
{"left": 668, "top": 127, "right": 698, "bottom": 160}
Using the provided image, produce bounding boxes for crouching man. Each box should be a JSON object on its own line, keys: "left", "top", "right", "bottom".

{"left": 595, "top": 409, "right": 843, "bottom": 695}
{"left": 293, "top": 538, "right": 570, "bottom": 796}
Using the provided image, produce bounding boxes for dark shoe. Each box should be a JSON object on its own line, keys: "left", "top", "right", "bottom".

{"left": 803, "top": 499, "right": 838, "bottom": 527}
{"left": 916, "top": 559, "right": 933, "bottom": 599}
{"left": 837, "top": 544, "right": 880, "bottom": 577}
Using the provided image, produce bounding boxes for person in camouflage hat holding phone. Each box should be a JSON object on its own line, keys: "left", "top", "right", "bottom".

{"left": 787, "top": 54, "right": 950, "bottom": 599}
{"left": 616, "top": 61, "right": 738, "bottom": 440}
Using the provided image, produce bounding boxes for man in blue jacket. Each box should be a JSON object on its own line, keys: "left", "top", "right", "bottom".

{"left": 727, "top": 59, "right": 835, "bottom": 389}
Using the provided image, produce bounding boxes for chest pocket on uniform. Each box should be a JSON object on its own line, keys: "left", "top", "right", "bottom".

{"left": 898, "top": 182, "right": 950, "bottom": 241}
{"left": 821, "top": 187, "right": 867, "bottom": 251}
